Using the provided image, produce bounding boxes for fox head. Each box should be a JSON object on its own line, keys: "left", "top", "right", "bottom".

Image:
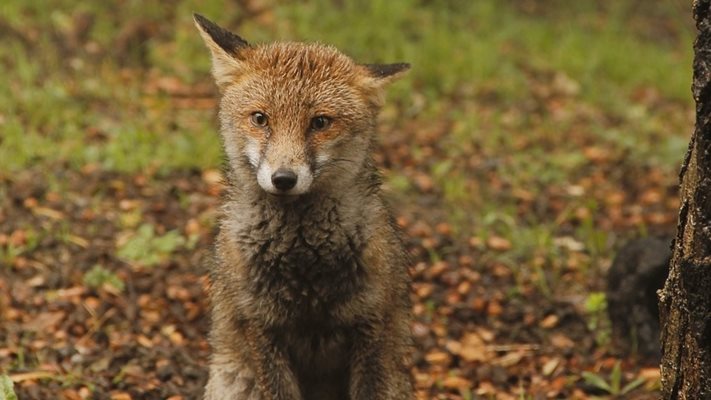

{"left": 194, "top": 14, "right": 408, "bottom": 197}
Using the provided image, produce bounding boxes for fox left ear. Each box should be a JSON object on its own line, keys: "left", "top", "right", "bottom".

{"left": 193, "top": 14, "right": 251, "bottom": 90}
{"left": 361, "top": 63, "right": 410, "bottom": 86}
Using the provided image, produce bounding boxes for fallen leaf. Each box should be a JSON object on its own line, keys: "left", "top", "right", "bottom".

{"left": 22, "top": 311, "right": 65, "bottom": 332}
{"left": 441, "top": 375, "right": 471, "bottom": 389}
{"left": 460, "top": 333, "right": 492, "bottom": 362}
{"left": 540, "top": 314, "right": 560, "bottom": 329}
{"left": 32, "top": 207, "right": 65, "bottom": 220}
{"left": 542, "top": 358, "right": 561, "bottom": 376}
{"left": 550, "top": 333, "right": 575, "bottom": 349}
{"left": 494, "top": 350, "right": 526, "bottom": 367}
{"left": 487, "top": 299, "right": 503, "bottom": 316}
{"left": 475, "top": 381, "right": 497, "bottom": 395}
{"left": 424, "top": 351, "right": 451, "bottom": 366}
{"left": 10, "top": 371, "right": 55, "bottom": 382}
{"left": 486, "top": 236, "right": 512, "bottom": 251}
{"left": 61, "top": 389, "right": 82, "bottom": 400}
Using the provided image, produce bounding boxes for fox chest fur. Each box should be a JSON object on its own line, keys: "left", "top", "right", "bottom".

{"left": 216, "top": 194, "right": 374, "bottom": 396}
{"left": 225, "top": 195, "right": 368, "bottom": 322}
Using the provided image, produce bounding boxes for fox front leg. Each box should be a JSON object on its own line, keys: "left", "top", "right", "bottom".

{"left": 205, "top": 357, "right": 301, "bottom": 400}
{"left": 205, "top": 323, "right": 302, "bottom": 400}
{"left": 204, "top": 357, "right": 261, "bottom": 400}
{"left": 205, "top": 341, "right": 302, "bottom": 399}
{"left": 348, "top": 325, "right": 414, "bottom": 400}
{"left": 247, "top": 325, "right": 303, "bottom": 400}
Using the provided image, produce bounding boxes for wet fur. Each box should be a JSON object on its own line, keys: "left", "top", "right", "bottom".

{"left": 195, "top": 14, "right": 413, "bottom": 400}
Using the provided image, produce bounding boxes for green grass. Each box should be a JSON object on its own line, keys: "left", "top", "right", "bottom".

{"left": 116, "top": 223, "right": 194, "bottom": 267}
{"left": 83, "top": 264, "right": 125, "bottom": 292}
{"left": 580, "top": 361, "right": 646, "bottom": 396}
{"left": 1, "top": 374, "right": 19, "bottom": 400}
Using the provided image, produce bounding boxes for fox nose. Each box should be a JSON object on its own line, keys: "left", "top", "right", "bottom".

{"left": 271, "top": 169, "right": 298, "bottom": 191}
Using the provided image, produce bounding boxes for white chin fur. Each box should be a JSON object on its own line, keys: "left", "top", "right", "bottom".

{"left": 257, "top": 162, "right": 313, "bottom": 195}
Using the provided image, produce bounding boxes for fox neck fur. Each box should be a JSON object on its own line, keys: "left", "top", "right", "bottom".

{"left": 218, "top": 152, "right": 391, "bottom": 325}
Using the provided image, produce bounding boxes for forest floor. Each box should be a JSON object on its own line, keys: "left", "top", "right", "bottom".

{"left": 0, "top": 1, "right": 695, "bottom": 399}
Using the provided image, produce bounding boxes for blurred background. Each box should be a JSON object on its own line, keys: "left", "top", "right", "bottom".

{"left": 0, "top": 0, "right": 695, "bottom": 398}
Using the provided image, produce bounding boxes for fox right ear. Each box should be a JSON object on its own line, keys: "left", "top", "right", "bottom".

{"left": 362, "top": 63, "right": 411, "bottom": 85}
{"left": 193, "top": 14, "right": 251, "bottom": 90}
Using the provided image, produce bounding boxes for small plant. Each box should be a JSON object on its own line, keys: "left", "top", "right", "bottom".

{"left": 575, "top": 208, "right": 610, "bottom": 268}
{"left": 581, "top": 361, "right": 646, "bottom": 397}
{"left": 1, "top": 374, "right": 18, "bottom": 400}
{"left": 0, "top": 229, "right": 40, "bottom": 267}
{"left": 584, "top": 291, "right": 611, "bottom": 346}
{"left": 116, "top": 223, "right": 186, "bottom": 267}
{"left": 0, "top": 244, "right": 23, "bottom": 267}
{"left": 83, "top": 265, "right": 125, "bottom": 292}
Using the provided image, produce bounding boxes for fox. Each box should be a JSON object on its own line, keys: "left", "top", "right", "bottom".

{"left": 194, "top": 14, "right": 413, "bottom": 400}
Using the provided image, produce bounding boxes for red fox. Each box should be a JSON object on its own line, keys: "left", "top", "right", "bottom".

{"left": 194, "top": 14, "right": 413, "bottom": 399}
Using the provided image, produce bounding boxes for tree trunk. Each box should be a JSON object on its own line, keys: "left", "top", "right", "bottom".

{"left": 658, "top": 0, "right": 711, "bottom": 398}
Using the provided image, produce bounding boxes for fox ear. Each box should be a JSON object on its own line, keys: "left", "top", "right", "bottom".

{"left": 361, "top": 63, "right": 410, "bottom": 86}
{"left": 193, "top": 14, "right": 251, "bottom": 90}
{"left": 358, "top": 63, "right": 409, "bottom": 105}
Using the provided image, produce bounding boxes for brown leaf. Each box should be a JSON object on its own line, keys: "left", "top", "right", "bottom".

{"left": 110, "top": 392, "right": 132, "bottom": 400}
{"left": 468, "top": 236, "right": 484, "bottom": 248}
{"left": 61, "top": 389, "right": 82, "bottom": 400}
{"left": 32, "top": 207, "right": 65, "bottom": 220}
{"left": 22, "top": 311, "right": 65, "bottom": 332}
{"left": 413, "top": 173, "right": 434, "bottom": 192}
{"left": 9, "top": 230, "right": 27, "bottom": 246}
{"left": 539, "top": 314, "right": 559, "bottom": 329}
{"left": 640, "top": 188, "right": 662, "bottom": 204}
{"left": 475, "top": 381, "right": 497, "bottom": 395}
{"left": 493, "top": 350, "right": 526, "bottom": 367}
{"left": 413, "top": 283, "right": 434, "bottom": 298}
{"left": 550, "top": 333, "right": 575, "bottom": 349}
{"left": 486, "top": 299, "right": 503, "bottom": 316}
{"left": 424, "top": 261, "right": 449, "bottom": 279}
{"left": 424, "top": 351, "right": 451, "bottom": 366}
{"left": 460, "top": 333, "right": 492, "bottom": 362}
{"left": 549, "top": 375, "right": 568, "bottom": 395}
{"left": 542, "top": 357, "right": 561, "bottom": 376}
{"left": 457, "top": 281, "right": 471, "bottom": 295}
{"left": 583, "top": 146, "right": 609, "bottom": 162}
{"left": 476, "top": 328, "right": 496, "bottom": 342}
{"left": 486, "top": 236, "right": 512, "bottom": 251}
{"left": 10, "top": 371, "right": 55, "bottom": 382}
{"left": 441, "top": 375, "right": 471, "bottom": 389}
{"left": 137, "top": 335, "right": 153, "bottom": 348}
{"left": 435, "top": 222, "right": 452, "bottom": 235}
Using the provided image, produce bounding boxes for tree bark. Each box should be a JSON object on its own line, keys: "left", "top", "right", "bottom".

{"left": 658, "top": 1, "right": 711, "bottom": 398}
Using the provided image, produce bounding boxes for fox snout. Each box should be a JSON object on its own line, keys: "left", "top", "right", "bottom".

{"left": 240, "top": 123, "right": 315, "bottom": 196}
{"left": 271, "top": 169, "right": 297, "bottom": 191}
{"left": 255, "top": 158, "right": 314, "bottom": 196}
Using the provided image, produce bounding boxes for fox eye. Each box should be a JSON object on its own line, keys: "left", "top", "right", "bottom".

{"left": 250, "top": 112, "right": 268, "bottom": 127}
{"left": 310, "top": 116, "right": 331, "bottom": 131}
